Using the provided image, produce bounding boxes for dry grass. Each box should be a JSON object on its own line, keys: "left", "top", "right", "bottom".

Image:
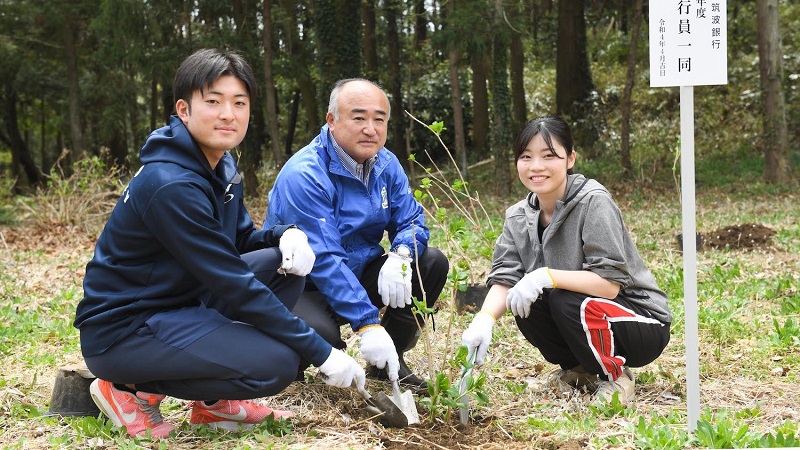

{"left": 1, "top": 184, "right": 799, "bottom": 449}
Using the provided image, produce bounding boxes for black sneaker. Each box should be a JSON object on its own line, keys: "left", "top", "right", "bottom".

{"left": 366, "top": 358, "right": 428, "bottom": 394}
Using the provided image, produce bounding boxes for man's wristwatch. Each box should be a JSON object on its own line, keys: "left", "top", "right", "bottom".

{"left": 392, "top": 244, "right": 412, "bottom": 260}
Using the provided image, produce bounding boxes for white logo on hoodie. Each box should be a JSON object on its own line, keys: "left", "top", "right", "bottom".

{"left": 123, "top": 165, "right": 145, "bottom": 204}
{"left": 225, "top": 183, "right": 235, "bottom": 203}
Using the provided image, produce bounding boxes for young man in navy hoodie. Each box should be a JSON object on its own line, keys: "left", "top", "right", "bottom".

{"left": 74, "top": 48, "right": 365, "bottom": 439}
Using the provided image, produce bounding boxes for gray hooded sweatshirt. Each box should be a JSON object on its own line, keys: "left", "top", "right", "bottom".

{"left": 487, "top": 173, "right": 672, "bottom": 324}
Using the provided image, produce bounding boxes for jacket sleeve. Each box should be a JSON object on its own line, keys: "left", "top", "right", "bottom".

{"left": 268, "top": 167, "right": 380, "bottom": 331}
{"left": 232, "top": 175, "right": 291, "bottom": 252}
{"left": 580, "top": 194, "right": 634, "bottom": 288}
{"left": 486, "top": 207, "right": 526, "bottom": 288}
{"left": 143, "top": 180, "right": 332, "bottom": 366}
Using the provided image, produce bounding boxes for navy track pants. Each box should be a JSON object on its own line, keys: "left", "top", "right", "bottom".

{"left": 83, "top": 248, "right": 305, "bottom": 401}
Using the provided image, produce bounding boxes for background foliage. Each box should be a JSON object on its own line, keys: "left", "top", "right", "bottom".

{"left": 0, "top": 0, "right": 798, "bottom": 195}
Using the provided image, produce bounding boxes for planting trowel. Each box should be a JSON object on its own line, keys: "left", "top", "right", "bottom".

{"left": 357, "top": 385, "right": 408, "bottom": 427}
{"left": 457, "top": 348, "right": 477, "bottom": 425}
{"left": 390, "top": 379, "right": 420, "bottom": 425}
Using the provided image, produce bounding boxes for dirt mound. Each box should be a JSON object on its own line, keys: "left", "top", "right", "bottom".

{"left": 703, "top": 223, "right": 776, "bottom": 250}
{"left": 676, "top": 223, "right": 776, "bottom": 251}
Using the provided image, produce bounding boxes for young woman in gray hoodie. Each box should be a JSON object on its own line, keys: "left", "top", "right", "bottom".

{"left": 462, "top": 115, "right": 672, "bottom": 405}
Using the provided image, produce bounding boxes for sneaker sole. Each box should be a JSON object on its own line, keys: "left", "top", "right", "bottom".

{"left": 89, "top": 380, "right": 126, "bottom": 429}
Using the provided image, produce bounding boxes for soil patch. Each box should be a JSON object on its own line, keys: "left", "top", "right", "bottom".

{"left": 703, "top": 223, "right": 776, "bottom": 249}
{"left": 677, "top": 222, "right": 776, "bottom": 251}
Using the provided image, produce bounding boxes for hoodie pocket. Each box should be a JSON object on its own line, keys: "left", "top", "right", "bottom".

{"left": 142, "top": 304, "right": 230, "bottom": 349}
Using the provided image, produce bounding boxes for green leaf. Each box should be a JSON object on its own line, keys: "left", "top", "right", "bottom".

{"left": 428, "top": 121, "right": 446, "bottom": 135}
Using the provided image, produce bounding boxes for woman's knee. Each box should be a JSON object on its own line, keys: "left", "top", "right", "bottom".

{"left": 545, "top": 289, "right": 586, "bottom": 318}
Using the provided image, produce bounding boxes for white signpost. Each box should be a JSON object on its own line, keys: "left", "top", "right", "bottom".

{"left": 648, "top": 0, "right": 728, "bottom": 433}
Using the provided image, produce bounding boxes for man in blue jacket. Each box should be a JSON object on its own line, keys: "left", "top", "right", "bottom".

{"left": 265, "top": 78, "right": 449, "bottom": 390}
{"left": 74, "top": 49, "right": 365, "bottom": 439}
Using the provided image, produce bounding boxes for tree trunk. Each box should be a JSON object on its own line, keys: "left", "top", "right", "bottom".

{"left": 282, "top": 0, "right": 319, "bottom": 135}
{"left": 314, "top": 0, "right": 362, "bottom": 118}
{"left": 241, "top": 103, "right": 264, "bottom": 198}
{"left": 362, "top": 0, "right": 379, "bottom": 81}
{"left": 150, "top": 77, "right": 158, "bottom": 135}
{"left": 412, "top": 0, "right": 427, "bottom": 49}
{"left": 385, "top": 0, "right": 407, "bottom": 167}
{"left": 62, "top": 19, "right": 84, "bottom": 159}
{"left": 107, "top": 130, "right": 127, "bottom": 169}
{"left": 298, "top": 77, "right": 320, "bottom": 135}
{"left": 556, "top": 0, "right": 599, "bottom": 156}
{"left": 619, "top": 0, "right": 643, "bottom": 176}
{"left": 285, "top": 89, "right": 300, "bottom": 157}
{"left": 263, "top": 0, "right": 285, "bottom": 169}
{"left": 531, "top": 0, "right": 555, "bottom": 45}
{"left": 510, "top": 32, "right": 527, "bottom": 132}
{"left": 446, "top": 0, "right": 467, "bottom": 178}
{"left": 555, "top": 0, "right": 590, "bottom": 112}
{"left": 470, "top": 52, "right": 490, "bottom": 160}
{"left": 0, "top": 94, "right": 20, "bottom": 187}
{"left": 490, "top": 0, "right": 512, "bottom": 196}
{"left": 161, "top": 88, "right": 172, "bottom": 125}
{"left": 39, "top": 92, "right": 50, "bottom": 173}
{"left": 756, "top": 0, "right": 791, "bottom": 183}
{"left": 4, "top": 86, "right": 42, "bottom": 187}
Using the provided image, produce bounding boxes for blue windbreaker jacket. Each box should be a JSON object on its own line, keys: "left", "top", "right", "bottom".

{"left": 265, "top": 125, "right": 429, "bottom": 331}
{"left": 74, "top": 116, "right": 331, "bottom": 366}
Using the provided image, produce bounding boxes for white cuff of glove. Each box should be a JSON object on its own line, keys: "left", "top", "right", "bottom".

{"left": 318, "top": 348, "right": 366, "bottom": 390}
{"left": 377, "top": 252, "right": 413, "bottom": 308}
{"left": 358, "top": 325, "right": 400, "bottom": 381}
{"left": 506, "top": 267, "right": 556, "bottom": 318}
{"left": 278, "top": 227, "right": 316, "bottom": 276}
{"left": 461, "top": 311, "right": 495, "bottom": 364}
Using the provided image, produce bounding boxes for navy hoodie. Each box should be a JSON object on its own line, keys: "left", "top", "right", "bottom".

{"left": 75, "top": 116, "right": 331, "bottom": 367}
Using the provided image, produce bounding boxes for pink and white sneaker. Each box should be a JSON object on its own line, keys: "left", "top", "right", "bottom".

{"left": 89, "top": 378, "right": 176, "bottom": 439}
{"left": 190, "top": 399, "right": 294, "bottom": 431}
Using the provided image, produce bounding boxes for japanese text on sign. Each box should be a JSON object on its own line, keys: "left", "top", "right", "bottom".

{"left": 649, "top": 0, "right": 728, "bottom": 87}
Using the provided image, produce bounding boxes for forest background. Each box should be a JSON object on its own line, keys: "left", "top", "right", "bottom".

{"left": 0, "top": 0, "right": 798, "bottom": 193}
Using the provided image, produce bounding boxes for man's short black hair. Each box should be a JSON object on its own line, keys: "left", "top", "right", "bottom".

{"left": 173, "top": 48, "right": 256, "bottom": 106}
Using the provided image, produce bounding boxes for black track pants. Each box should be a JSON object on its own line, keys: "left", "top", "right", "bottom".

{"left": 515, "top": 289, "right": 670, "bottom": 381}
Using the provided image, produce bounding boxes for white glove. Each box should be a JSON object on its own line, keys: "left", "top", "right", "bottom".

{"left": 317, "top": 348, "right": 366, "bottom": 390}
{"left": 278, "top": 227, "right": 315, "bottom": 276}
{"left": 461, "top": 311, "right": 495, "bottom": 364}
{"left": 358, "top": 326, "right": 400, "bottom": 381}
{"left": 506, "top": 267, "right": 556, "bottom": 318}
{"left": 377, "top": 252, "right": 413, "bottom": 308}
